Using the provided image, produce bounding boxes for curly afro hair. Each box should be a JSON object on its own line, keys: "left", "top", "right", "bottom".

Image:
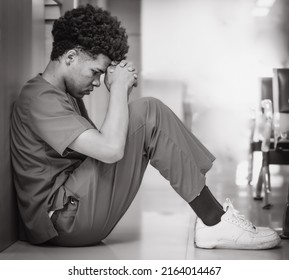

{"left": 51, "top": 4, "right": 129, "bottom": 61}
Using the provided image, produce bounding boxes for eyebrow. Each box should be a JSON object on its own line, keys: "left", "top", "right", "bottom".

{"left": 92, "top": 68, "right": 105, "bottom": 74}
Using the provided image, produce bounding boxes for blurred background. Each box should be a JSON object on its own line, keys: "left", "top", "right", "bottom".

{"left": 1, "top": 0, "right": 289, "bottom": 257}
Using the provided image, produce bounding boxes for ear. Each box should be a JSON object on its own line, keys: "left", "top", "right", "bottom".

{"left": 64, "top": 49, "right": 78, "bottom": 66}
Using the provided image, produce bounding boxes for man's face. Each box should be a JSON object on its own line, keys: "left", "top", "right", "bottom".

{"left": 64, "top": 51, "right": 111, "bottom": 99}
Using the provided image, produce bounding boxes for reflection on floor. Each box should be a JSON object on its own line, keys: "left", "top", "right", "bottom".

{"left": 1, "top": 154, "right": 289, "bottom": 260}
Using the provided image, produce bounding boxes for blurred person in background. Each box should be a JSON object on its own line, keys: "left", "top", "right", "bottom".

{"left": 10, "top": 4, "right": 280, "bottom": 250}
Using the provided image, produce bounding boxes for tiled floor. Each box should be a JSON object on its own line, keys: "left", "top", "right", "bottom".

{"left": 1, "top": 155, "right": 289, "bottom": 260}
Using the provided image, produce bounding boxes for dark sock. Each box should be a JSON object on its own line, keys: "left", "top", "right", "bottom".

{"left": 189, "top": 185, "right": 225, "bottom": 226}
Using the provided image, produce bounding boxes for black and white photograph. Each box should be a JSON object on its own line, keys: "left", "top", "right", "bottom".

{"left": 0, "top": 0, "right": 289, "bottom": 278}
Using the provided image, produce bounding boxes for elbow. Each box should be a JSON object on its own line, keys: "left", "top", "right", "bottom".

{"left": 114, "top": 149, "right": 124, "bottom": 162}
{"left": 103, "top": 146, "right": 124, "bottom": 164}
{"left": 109, "top": 149, "right": 124, "bottom": 163}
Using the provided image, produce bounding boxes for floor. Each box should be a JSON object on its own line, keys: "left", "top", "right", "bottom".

{"left": 1, "top": 152, "right": 289, "bottom": 260}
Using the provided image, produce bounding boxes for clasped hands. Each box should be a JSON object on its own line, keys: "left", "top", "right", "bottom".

{"left": 104, "top": 60, "right": 138, "bottom": 94}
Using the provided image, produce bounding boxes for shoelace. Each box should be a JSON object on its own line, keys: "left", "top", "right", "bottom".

{"left": 223, "top": 198, "right": 256, "bottom": 230}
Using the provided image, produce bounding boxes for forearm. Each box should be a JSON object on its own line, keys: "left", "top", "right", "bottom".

{"left": 100, "top": 83, "right": 129, "bottom": 158}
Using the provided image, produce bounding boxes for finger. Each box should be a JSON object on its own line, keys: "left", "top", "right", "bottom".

{"left": 128, "top": 65, "right": 135, "bottom": 72}
{"left": 111, "top": 61, "right": 118, "bottom": 66}
{"left": 108, "top": 66, "right": 115, "bottom": 73}
{"left": 119, "top": 60, "right": 127, "bottom": 67}
{"left": 133, "top": 73, "right": 138, "bottom": 87}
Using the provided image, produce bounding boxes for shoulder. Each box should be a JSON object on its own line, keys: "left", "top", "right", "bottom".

{"left": 18, "top": 75, "right": 69, "bottom": 109}
{"left": 13, "top": 75, "right": 72, "bottom": 123}
{"left": 23, "top": 75, "right": 66, "bottom": 101}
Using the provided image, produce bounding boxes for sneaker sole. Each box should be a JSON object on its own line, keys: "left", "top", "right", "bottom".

{"left": 195, "top": 237, "right": 281, "bottom": 250}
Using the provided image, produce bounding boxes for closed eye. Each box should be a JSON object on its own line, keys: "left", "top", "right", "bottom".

{"left": 92, "top": 71, "right": 105, "bottom": 80}
{"left": 92, "top": 68, "right": 105, "bottom": 75}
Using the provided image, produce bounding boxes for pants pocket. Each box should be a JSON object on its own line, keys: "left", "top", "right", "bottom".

{"left": 51, "top": 196, "right": 79, "bottom": 234}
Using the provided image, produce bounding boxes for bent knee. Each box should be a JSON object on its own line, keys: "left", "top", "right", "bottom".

{"left": 129, "top": 97, "right": 165, "bottom": 116}
{"left": 130, "top": 96, "right": 163, "bottom": 105}
{"left": 127, "top": 97, "right": 163, "bottom": 130}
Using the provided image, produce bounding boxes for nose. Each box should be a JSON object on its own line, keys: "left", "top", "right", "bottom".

{"left": 92, "top": 78, "right": 101, "bottom": 88}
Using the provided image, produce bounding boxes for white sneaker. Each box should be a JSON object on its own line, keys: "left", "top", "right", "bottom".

{"left": 194, "top": 198, "right": 281, "bottom": 249}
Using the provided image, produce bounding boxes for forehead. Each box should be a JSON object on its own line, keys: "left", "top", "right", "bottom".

{"left": 79, "top": 52, "right": 111, "bottom": 69}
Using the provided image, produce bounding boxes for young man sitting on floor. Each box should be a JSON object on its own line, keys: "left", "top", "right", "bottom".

{"left": 10, "top": 4, "right": 280, "bottom": 249}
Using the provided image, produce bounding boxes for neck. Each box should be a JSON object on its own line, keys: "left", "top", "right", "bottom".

{"left": 42, "top": 60, "right": 66, "bottom": 92}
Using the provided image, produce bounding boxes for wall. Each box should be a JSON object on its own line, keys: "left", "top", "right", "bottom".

{"left": 0, "top": 0, "right": 45, "bottom": 252}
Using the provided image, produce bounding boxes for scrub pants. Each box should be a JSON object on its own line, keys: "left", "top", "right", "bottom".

{"left": 49, "top": 97, "right": 215, "bottom": 246}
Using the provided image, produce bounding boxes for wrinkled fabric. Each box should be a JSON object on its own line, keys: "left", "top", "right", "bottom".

{"left": 10, "top": 75, "right": 94, "bottom": 244}
{"left": 49, "top": 97, "right": 215, "bottom": 246}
